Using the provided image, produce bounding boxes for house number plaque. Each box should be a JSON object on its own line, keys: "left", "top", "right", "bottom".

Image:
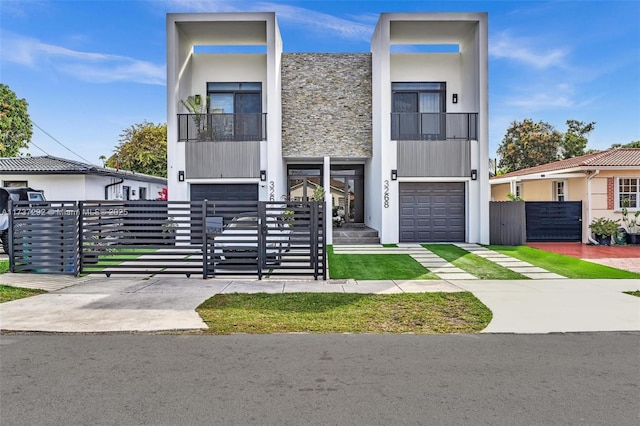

{"left": 269, "top": 181, "right": 275, "bottom": 201}
{"left": 383, "top": 180, "right": 390, "bottom": 208}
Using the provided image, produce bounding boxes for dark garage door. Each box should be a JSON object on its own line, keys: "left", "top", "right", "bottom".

{"left": 525, "top": 201, "right": 582, "bottom": 242}
{"left": 190, "top": 184, "right": 258, "bottom": 202}
{"left": 399, "top": 182, "right": 465, "bottom": 242}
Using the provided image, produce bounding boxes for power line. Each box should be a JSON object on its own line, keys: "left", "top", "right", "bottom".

{"left": 28, "top": 140, "right": 51, "bottom": 156}
{"left": 30, "top": 120, "right": 96, "bottom": 165}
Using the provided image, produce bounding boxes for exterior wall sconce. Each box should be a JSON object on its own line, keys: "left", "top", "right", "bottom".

{"left": 452, "top": 93, "right": 458, "bottom": 104}
{"left": 194, "top": 94, "right": 201, "bottom": 105}
{"left": 178, "top": 170, "right": 185, "bottom": 182}
{"left": 470, "top": 169, "right": 478, "bottom": 181}
{"left": 391, "top": 169, "right": 398, "bottom": 181}
{"left": 260, "top": 170, "right": 267, "bottom": 181}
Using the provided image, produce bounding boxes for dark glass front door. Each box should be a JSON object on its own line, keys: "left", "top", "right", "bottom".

{"left": 331, "top": 165, "right": 364, "bottom": 225}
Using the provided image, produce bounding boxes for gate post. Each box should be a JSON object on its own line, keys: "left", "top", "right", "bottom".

{"left": 76, "top": 201, "right": 83, "bottom": 276}
{"left": 7, "top": 199, "right": 14, "bottom": 273}
{"left": 311, "top": 201, "right": 318, "bottom": 279}
{"left": 257, "top": 202, "right": 266, "bottom": 280}
{"left": 201, "top": 200, "right": 208, "bottom": 279}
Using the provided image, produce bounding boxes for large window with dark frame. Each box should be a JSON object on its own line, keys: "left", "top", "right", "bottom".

{"left": 207, "top": 82, "right": 262, "bottom": 141}
{"left": 391, "top": 82, "right": 446, "bottom": 140}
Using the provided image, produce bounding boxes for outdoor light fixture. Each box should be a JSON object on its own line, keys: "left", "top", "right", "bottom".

{"left": 194, "top": 94, "right": 201, "bottom": 105}
{"left": 260, "top": 170, "right": 267, "bottom": 181}
{"left": 452, "top": 93, "right": 458, "bottom": 104}
{"left": 178, "top": 170, "right": 185, "bottom": 182}
{"left": 470, "top": 169, "right": 478, "bottom": 181}
{"left": 391, "top": 169, "right": 398, "bottom": 181}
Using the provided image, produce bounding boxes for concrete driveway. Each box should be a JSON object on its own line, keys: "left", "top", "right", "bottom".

{"left": 1, "top": 273, "right": 639, "bottom": 334}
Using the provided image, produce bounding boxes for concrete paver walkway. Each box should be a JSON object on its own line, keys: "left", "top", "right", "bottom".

{"left": 333, "top": 243, "right": 566, "bottom": 279}
{"left": 454, "top": 243, "right": 566, "bottom": 279}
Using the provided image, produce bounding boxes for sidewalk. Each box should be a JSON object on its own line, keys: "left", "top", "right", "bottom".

{"left": 1, "top": 274, "right": 639, "bottom": 334}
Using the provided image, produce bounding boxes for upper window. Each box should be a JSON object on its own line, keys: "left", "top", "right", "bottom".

{"left": 391, "top": 82, "right": 446, "bottom": 140}
{"left": 207, "top": 82, "right": 262, "bottom": 141}
{"left": 618, "top": 177, "right": 639, "bottom": 210}
{"left": 553, "top": 180, "right": 566, "bottom": 202}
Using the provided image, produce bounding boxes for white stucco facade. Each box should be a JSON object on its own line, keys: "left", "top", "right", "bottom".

{"left": 166, "top": 12, "right": 489, "bottom": 245}
{"left": 0, "top": 173, "right": 166, "bottom": 201}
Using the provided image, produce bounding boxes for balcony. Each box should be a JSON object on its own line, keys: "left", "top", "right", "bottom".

{"left": 178, "top": 113, "right": 267, "bottom": 142}
{"left": 391, "top": 112, "right": 478, "bottom": 141}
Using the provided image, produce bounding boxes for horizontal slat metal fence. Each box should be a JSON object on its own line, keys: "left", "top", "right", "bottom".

{"left": 8, "top": 200, "right": 325, "bottom": 280}
{"left": 204, "top": 201, "right": 325, "bottom": 280}
{"left": 9, "top": 201, "right": 80, "bottom": 274}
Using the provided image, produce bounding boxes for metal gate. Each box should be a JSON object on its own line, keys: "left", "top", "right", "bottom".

{"left": 8, "top": 200, "right": 325, "bottom": 280}
{"left": 525, "top": 201, "right": 582, "bottom": 242}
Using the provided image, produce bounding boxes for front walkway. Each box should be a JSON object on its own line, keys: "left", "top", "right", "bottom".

{"left": 332, "top": 243, "right": 564, "bottom": 279}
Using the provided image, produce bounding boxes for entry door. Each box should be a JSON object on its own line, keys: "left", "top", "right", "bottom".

{"left": 331, "top": 166, "right": 364, "bottom": 225}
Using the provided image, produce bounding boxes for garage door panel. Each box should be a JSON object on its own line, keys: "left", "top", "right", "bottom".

{"left": 190, "top": 184, "right": 258, "bottom": 202}
{"left": 399, "top": 182, "right": 465, "bottom": 242}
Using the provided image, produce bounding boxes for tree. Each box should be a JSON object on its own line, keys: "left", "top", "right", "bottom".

{"left": 497, "top": 119, "right": 563, "bottom": 173}
{"left": 0, "top": 84, "right": 32, "bottom": 156}
{"left": 610, "top": 140, "right": 640, "bottom": 149}
{"left": 106, "top": 121, "right": 167, "bottom": 177}
{"left": 561, "top": 119, "right": 595, "bottom": 159}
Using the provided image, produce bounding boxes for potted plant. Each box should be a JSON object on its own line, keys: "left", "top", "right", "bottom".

{"left": 621, "top": 204, "right": 640, "bottom": 244}
{"left": 589, "top": 217, "right": 620, "bottom": 246}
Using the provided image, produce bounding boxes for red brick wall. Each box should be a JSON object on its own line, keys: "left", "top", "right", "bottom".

{"left": 607, "top": 177, "right": 614, "bottom": 210}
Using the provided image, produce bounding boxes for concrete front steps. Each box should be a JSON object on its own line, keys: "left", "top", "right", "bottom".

{"left": 332, "top": 225, "right": 380, "bottom": 245}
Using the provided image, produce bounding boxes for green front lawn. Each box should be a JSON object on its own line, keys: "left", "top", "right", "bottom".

{"left": 197, "top": 292, "right": 492, "bottom": 334}
{"left": 489, "top": 245, "right": 640, "bottom": 279}
{"left": 328, "top": 246, "right": 438, "bottom": 280}
{"left": 423, "top": 244, "right": 528, "bottom": 280}
{"left": 0, "top": 285, "right": 46, "bottom": 303}
{"left": 0, "top": 260, "right": 8, "bottom": 274}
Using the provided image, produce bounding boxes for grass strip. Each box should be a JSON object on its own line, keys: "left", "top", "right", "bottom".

{"left": 328, "top": 246, "right": 438, "bottom": 280}
{"left": 0, "top": 285, "right": 46, "bottom": 303}
{"left": 0, "top": 260, "right": 8, "bottom": 274}
{"left": 197, "top": 292, "right": 492, "bottom": 334}
{"left": 488, "top": 245, "right": 640, "bottom": 279}
{"left": 423, "top": 244, "right": 528, "bottom": 280}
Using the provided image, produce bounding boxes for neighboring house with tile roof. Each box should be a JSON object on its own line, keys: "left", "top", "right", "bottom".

{"left": 0, "top": 156, "right": 167, "bottom": 201}
{"left": 490, "top": 148, "right": 640, "bottom": 242}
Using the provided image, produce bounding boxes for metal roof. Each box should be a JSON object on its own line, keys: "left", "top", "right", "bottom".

{"left": 0, "top": 155, "right": 167, "bottom": 184}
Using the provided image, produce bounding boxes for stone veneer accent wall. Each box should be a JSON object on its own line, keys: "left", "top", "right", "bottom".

{"left": 281, "top": 53, "right": 372, "bottom": 158}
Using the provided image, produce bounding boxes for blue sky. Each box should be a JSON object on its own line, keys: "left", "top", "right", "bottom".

{"left": 1, "top": 0, "right": 639, "bottom": 165}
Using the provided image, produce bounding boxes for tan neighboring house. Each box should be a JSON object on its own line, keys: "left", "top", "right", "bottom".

{"left": 490, "top": 148, "right": 640, "bottom": 243}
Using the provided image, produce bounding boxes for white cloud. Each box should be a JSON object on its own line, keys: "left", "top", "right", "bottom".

{"left": 162, "top": 0, "right": 372, "bottom": 42}
{"left": 0, "top": 32, "right": 165, "bottom": 85}
{"left": 490, "top": 31, "right": 568, "bottom": 69}
{"left": 503, "top": 83, "right": 595, "bottom": 111}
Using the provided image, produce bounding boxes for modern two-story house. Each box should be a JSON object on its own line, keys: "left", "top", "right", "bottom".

{"left": 166, "top": 12, "right": 489, "bottom": 245}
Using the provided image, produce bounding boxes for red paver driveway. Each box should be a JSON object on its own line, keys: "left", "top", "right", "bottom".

{"left": 527, "top": 242, "right": 640, "bottom": 274}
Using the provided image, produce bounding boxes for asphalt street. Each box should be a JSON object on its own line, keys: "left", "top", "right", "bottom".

{"left": 1, "top": 333, "right": 639, "bottom": 425}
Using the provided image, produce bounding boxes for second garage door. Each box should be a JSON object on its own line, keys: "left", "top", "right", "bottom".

{"left": 399, "top": 182, "right": 466, "bottom": 242}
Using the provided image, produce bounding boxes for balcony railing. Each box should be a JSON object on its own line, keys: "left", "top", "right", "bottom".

{"left": 178, "top": 113, "right": 267, "bottom": 142}
{"left": 391, "top": 112, "right": 478, "bottom": 141}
